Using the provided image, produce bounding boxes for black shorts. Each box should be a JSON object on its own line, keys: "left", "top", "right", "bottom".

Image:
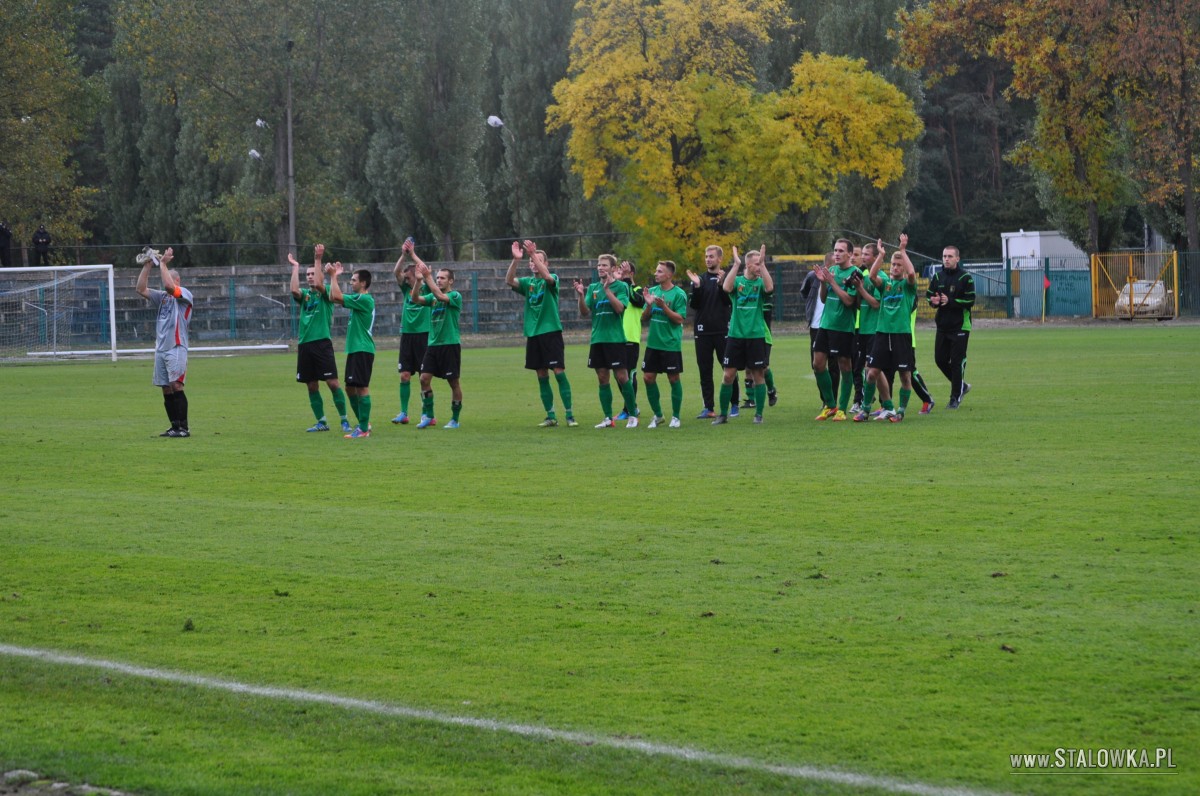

{"left": 623, "top": 342, "right": 640, "bottom": 372}
{"left": 867, "top": 333, "right": 915, "bottom": 372}
{"left": 420, "top": 344, "right": 461, "bottom": 380}
{"left": 296, "top": 338, "right": 338, "bottom": 383}
{"left": 813, "top": 328, "right": 855, "bottom": 359}
{"left": 525, "top": 331, "right": 566, "bottom": 371}
{"left": 641, "top": 348, "right": 683, "bottom": 374}
{"left": 344, "top": 352, "right": 375, "bottom": 387}
{"left": 398, "top": 332, "right": 429, "bottom": 374}
{"left": 588, "top": 342, "right": 627, "bottom": 371}
{"left": 722, "top": 337, "right": 769, "bottom": 370}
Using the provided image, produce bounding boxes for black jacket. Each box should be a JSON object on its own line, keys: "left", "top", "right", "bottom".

{"left": 926, "top": 267, "right": 976, "bottom": 332}
{"left": 689, "top": 271, "right": 731, "bottom": 336}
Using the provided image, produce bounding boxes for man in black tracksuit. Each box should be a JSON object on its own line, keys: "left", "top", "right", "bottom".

{"left": 926, "top": 244, "right": 975, "bottom": 408}
{"left": 686, "top": 244, "right": 738, "bottom": 418}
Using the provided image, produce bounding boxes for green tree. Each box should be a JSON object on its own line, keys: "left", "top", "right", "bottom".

{"left": 0, "top": 0, "right": 96, "bottom": 260}
{"left": 548, "top": 0, "right": 921, "bottom": 267}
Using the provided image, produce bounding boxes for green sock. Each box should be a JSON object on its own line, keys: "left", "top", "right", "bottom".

{"left": 555, "top": 372, "right": 573, "bottom": 415}
{"left": 899, "top": 388, "right": 912, "bottom": 413}
{"left": 538, "top": 376, "right": 555, "bottom": 416}
{"left": 400, "top": 380, "right": 411, "bottom": 413}
{"left": 452, "top": 401, "right": 462, "bottom": 422}
{"left": 645, "top": 381, "right": 662, "bottom": 418}
{"left": 618, "top": 379, "right": 638, "bottom": 416}
{"left": 816, "top": 370, "right": 834, "bottom": 407}
{"left": 308, "top": 391, "right": 324, "bottom": 422}
{"left": 422, "top": 390, "right": 434, "bottom": 418}
{"left": 670, "top": 379, "right": 683, "bottom": 418}
{"left": 599, "top": 383, "right": 613, "bottom": 418}
{"left": 332, "top": 387, "right": 348, "bottom": 422}
{"left": 358, "top": 395, "right": 371, "bottom": 428}
{"left": 754, "top": 383, "right": 767, "bottom": 415}
{"left": 348, "top": 392, "right": 361, "bottom": 423}
{"left": 719, "top": 382, "right": 732, "bottom": 415}
{"left": 838, "top": 372, "right": 853, "bottom": 411}
{"left": 765, "top": 368, "right": 775, "bottom": 391}
{"left": 882, "top": 399, "right": 894, "bottom": 411}
{"left": 862, "top": 381, "right": 877, "bottom": 412}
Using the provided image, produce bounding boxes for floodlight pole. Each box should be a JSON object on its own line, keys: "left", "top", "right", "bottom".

{"left": 286, "top": 39, "right": 297, "bottom": 258}
{"left": 487, "top": 116, "right": 522, "bottom": 236}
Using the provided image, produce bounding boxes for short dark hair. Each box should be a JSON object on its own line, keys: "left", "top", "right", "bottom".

{"left": 437, "top": 268, "right": 455, "bottom": 283}
{"left": 355, "top": 269, "right": 372, "bottom": 288}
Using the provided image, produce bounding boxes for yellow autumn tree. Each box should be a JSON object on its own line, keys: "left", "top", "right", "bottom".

{"left": 547, "top": 0, "right": 921, "bottom": 265}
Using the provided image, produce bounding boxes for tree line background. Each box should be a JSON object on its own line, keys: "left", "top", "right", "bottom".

{"left": 3, "top": 0, "right": 1198, "bottom": 270}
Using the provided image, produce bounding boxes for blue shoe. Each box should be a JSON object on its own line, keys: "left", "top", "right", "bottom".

{"left": 306, "top": 421, "right": 330, "bottom": 432}
{"left": 696, "top": 408, "right": 716, "bottom": 419}
{"left": 729, "top": 405, "right": 740, "bottom": 418}
{"left": 616, "top": 410, "right": 629, "bottom": 421}
{"left": 444, "top": 419, "right": 460, "bottom": 429}
{"left": 344, "top": 427, "right": 370, "bottom": 439}
{"left": 341, "top": 419, "right": 352, "bottom": 433}
{"left": 416, "top": 415, "right": 436, "bottom": 429}
{"left": 392, "top": 412, "right": 409, "bottom": 425}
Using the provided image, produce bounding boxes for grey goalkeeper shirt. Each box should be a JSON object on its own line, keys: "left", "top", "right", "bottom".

{"left": 148, "top": 286, "right": 194, "bottom": 353}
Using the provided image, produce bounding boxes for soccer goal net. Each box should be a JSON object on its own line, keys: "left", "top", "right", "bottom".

{"left": 0, "top": 265, "right": 117, "bottom": 361}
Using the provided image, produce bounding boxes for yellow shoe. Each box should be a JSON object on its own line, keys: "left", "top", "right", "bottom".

{"left": 814, "top": 406, "right": 838, "bottom": 421}
{"left": 830, "top": 409, "right": 848, "bottom": 421}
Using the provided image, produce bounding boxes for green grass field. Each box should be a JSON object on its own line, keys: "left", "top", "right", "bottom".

{"left": 2, "top": 325, "right": 1197, "bottom": 795}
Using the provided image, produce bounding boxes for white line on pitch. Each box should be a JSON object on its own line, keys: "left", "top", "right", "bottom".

{"left": 0, "top": 643, "right": 1005, "bottom": 796}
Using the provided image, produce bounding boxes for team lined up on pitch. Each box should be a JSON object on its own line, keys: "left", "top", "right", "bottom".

{"left": 137, "top": 237, "right": 975, "bottom": 435}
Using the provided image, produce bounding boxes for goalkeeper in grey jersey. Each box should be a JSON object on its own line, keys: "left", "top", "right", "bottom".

{"left": 136, "top": 247, "right": 194, "bottom": 437}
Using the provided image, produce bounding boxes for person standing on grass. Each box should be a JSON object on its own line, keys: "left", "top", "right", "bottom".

{"left": 615, "top": 259, "right": 645, "bottom": 421}
{"left": 505, "top": 238, "right": 576, "bottom": 428}
{"left": 136, "top": 247, "right": 193, "bottom": 437}
{"left": 686, "top": 245, "right": 739, "bottom": 419}
{"left": 328, "top": 262, "right": 375, "bottom": 439}
{"left": 411, "top": 254, "right": 464, "bottom": 429}
{"left": 289, "top": 244, "right": 349, "bottom": 433}
{"left": 714, "top": 244, "right": 773, "bottom": 425}
{"left": 391, "top": 239, "right": 431, "bottom": 425}
{"left": 851, "top": 242, "right": 884, "bottom": 422}
{"left": 865, "top": 235, "right": 918, "bottom": 422}
{"left": 812, "top": 239, "right": 860, "bottom": 421}
{"left": 574, "top": 254, "right": 637, "bottom": 428}
{"left": 927, "top": 244, "right": 975, "bottom": 408}
{"left": 800, "top": 252, "right": 840, "bottom": 408}
{"left": 640, "top": 260, "right": 689, "bottom": 428}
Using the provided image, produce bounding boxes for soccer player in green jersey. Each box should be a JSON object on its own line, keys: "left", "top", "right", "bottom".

{"left": 865, "top": 234, "right": 918, "bottom": 422}
{"left": 615, "top": 259, "right": 645, "bottom": 420}
{"left": 289, "top": 244, "right": 349, "bottom": 432}
{"left": 411, "top": 256, "right": 464, "bottom": 429}
{"left": 640, "top": 260, "right": 688, "bottom": 428}
{"left": 852, "top": 241, "right": 885, "bottom": 422}
{"left": 506, "top": 239, "right": 576, "bottom": 427}
{"left": 812, "top": 238, "right": 861, "bottom": 421}
{"left": 574, "top": 254, "right": 638, "bottom": 428}
{"left": 715, "top": 244, "right": 773, "bottom": 425}
{"left": 391, "top": 239, "right": 431, "bottom": 425}
{"left": 328, "top": 262, "right": 376, "bottom": 439}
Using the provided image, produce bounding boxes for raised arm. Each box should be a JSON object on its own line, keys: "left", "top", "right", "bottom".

{"left": 327, "top": 262, "right": 345, "bottom": 306}
{"left": 136, "top": 253, "right": 154, "bottom": 299}
{"left": 869, "top": 240, "right": 886, "bottom": 288}
{"left": 158, "top": 248, "right": 177, "bottom": 294}
{"left": 393, "top": 243, "right": 409, "bottom": 286}
{"left": 530, "top": 248, "right": 553, "bottom": 283}
{"left": 897, "top": 234, "right": 916, "bottom": 286}
{"left": 505, "top": 240, "right": 522, "bottom": 288}
{"left": 722, "top": 247, "right": 742, "bottom": 293}
{"left": 289, "top": 252, "right": 302, "bottom": 300}
{"left": 575, "top": 279, "right": 589, "bottom": 316}
{"left": 758, "top": 245, "right": 774, "bottom": 294}
{"left": 422, "top": 263, "right": 451, "bottom": 304}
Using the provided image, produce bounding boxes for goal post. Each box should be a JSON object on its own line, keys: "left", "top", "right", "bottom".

{"left": 0, "top": 265, "right": 118, "bottom": 362}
